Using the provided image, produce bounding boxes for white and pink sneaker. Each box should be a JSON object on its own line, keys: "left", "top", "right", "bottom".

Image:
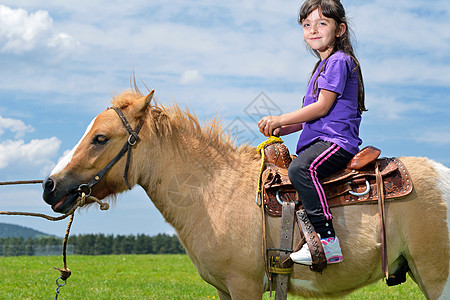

{"left": 290, "top": 236, "right": 343, "bottom": 265}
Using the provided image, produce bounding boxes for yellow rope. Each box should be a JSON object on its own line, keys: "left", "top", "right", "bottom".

{"left": 256, "top": 136, "right": 284, "bottom": 199}
{"left": 268, "top": 265, "right": 293, "bottom": 275}
{"left": 268, "top": 255, "right": 293, "bottom": 275}
{"left": 256, "top": 136, "right": 284, "bottom": 154}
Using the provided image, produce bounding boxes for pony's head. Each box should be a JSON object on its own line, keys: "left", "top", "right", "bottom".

{"left": 43, "top": 90, "right": 154, "bottom": 213}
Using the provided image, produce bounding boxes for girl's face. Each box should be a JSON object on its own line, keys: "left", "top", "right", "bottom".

{"left": 302, "top": 8, "right": 345, "bottom": 60}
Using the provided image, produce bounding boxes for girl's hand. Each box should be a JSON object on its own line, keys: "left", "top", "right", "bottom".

{"left": 258, "top": 116, "right": 281, "bottom": 137}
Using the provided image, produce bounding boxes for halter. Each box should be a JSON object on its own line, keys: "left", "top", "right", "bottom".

{"left": 77, "top": 107, "right": 144, "bottom": 197}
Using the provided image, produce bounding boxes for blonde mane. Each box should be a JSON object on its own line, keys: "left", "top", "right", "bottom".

{"left": 111, "top": 89, "right": 257, "bottom": 158}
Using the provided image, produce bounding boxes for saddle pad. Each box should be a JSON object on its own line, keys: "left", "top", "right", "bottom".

{"left": 262, "top": 157, "right": 413, "bottom": 217}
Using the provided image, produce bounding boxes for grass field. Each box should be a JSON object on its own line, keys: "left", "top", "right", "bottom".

{"left": 0, "top": 254, "right": 425, "bottom": 299}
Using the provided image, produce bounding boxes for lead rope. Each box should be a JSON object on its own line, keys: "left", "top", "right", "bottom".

{"left": 0, "top": 180, "right": 109, "bottom": 299}
{"left": 54, "top": 213, "right": 74, "bottom": 300}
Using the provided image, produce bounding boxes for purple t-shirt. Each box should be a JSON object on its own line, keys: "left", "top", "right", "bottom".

{"left": 296, "top": 51, "right": 362, "bottom": 155}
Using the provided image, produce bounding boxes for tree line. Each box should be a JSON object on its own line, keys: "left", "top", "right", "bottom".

{"left": 0, "top": 233, "right": 185, "bottom": 256}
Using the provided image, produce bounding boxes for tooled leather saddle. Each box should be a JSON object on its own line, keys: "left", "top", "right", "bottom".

{"left": 262, "top": 144, "right": 413, "bottom": 217}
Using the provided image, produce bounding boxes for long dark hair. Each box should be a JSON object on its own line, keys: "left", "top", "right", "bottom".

{"left": 299, "top": 0, "right": 367, "bottom": 114}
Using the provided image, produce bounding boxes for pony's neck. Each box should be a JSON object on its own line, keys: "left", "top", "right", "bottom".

{"left": 136, "top": 122, "right": 257, "bottom": 234}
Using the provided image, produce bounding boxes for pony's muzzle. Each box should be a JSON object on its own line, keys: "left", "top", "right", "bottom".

{"left": 42, "top": 176, "right": 77, "bottom": 208}
{"left": 43, "top": 176, "right": 58, "bottom": 205}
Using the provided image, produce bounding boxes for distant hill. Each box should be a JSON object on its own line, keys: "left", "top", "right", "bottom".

{"left": 0, "top": 223, "right": 55, "bottom": 239}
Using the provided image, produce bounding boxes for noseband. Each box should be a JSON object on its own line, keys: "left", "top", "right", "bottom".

{"left": 77, "top": 107, "right": 144, "bottom": 196}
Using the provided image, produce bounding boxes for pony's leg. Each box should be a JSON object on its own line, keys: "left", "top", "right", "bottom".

{"left": 406, "top": 246, "right": 449, "bottom": 300}
{"left": 216, "top": 280, "right": 263, "bottom": 300}
{"left": 208, "top": 268, "right": 265, "bottom": 299}
{"left": 217, "top": 289, "right": 232, "bottom": 300}
{"left": 399, "top": 158, "right": 450, "bottom": 300}
{"left": 216, "top": 275, "right": 264, "bottom": 300}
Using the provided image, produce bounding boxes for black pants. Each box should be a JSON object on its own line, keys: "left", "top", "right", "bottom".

{"left": 288, "top": 140, "right": 353, "bottom": 238}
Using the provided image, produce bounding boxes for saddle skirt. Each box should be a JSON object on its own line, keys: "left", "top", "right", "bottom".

{"left": 261, "top": 143, "right": 413, "bottom": 217}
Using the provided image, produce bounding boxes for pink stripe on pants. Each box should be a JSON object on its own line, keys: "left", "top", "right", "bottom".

{"left": 308, "top": 144, "right": 341, "bottom": 220}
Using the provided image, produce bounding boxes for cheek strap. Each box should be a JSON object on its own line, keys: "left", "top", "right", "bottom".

{"left": 77, "top": 107, "right": 144, "bottom": 196}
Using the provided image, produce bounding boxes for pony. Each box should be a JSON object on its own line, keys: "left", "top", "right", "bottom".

{"left": 42, "top": 89, "right": 450, "bottom": 299}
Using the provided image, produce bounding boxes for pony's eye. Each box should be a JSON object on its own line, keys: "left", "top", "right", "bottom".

{"left": 92, "top": 135, "right": 109, "bottom": 145}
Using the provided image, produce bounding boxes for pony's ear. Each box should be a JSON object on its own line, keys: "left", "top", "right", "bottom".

{"left": 136, "top": 89, "right": 154, "bottom": 117}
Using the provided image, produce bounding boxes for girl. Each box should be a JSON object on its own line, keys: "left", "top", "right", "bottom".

{"left": 258, "top": 0, "right": 366, "bottom": 265}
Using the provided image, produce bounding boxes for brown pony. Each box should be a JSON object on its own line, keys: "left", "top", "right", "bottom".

{"left": 42, "top": 89, "right": 450, "bottom": 299}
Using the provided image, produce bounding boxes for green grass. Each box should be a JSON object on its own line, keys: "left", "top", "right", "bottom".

{"left": 0, "top": 255, "right": 424, "bottom": 299}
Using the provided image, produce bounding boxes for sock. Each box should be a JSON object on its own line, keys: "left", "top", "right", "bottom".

{"left": 321, "top": 237, "right": 335, "bottom": 244}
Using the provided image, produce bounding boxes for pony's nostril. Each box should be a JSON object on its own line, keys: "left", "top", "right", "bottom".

{"left": 44, "top": 177, "right": 56, "bottom": 192}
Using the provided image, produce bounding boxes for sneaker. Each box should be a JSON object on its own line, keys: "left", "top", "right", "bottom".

{"left": 290, "top": 236, "right": 343, "bottom": 265}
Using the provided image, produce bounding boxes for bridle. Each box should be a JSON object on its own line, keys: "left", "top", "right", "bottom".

{"left": 76, "top": 107, "right": 144, "bottom": 197}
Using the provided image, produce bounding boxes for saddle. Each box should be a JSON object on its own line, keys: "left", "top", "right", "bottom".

{"left": 262, "top": 144, "right": 413, "bottom": 217}
{"left": 260, "top": 142, "right": 413, "bottom": 298}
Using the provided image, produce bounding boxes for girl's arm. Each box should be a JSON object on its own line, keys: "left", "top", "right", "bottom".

{"left": 258, "top": 89, "right": 338, "bottom": 137}
{"left": 274, "top": 123, "right": 303, "bottom": 136}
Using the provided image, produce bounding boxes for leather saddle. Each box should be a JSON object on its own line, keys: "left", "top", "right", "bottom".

{"left": 261, "top": 143, "right": 413, "bottom": 217}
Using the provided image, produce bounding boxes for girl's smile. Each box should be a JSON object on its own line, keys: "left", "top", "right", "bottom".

{"left": 302, "top": 8, "right": 345, "bottom": 60}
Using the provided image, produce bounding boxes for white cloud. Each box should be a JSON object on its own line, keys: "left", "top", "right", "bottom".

{"left": 350, "top": 0, "right": 450, "bottom": 52}
{"left": 0, "top": 115, "right": 34, "bottom": 138}
{"left": 365, "top": 95, "right": 429, "bottom": 121}
{"left": 0, "top": 137, "right": 61, "bottom": 170}
{"left": 412, "top": 129, "right": 450, "bottom": 145}
{"left": 349, "top": 1, "right": 450, "bottom": 86}
{"left": 0, "top": 4, "right": 78, "bottom": 54}
{"left": 180, "top": 70, "right": 203, "bottom": 85}
{"left": 47, "top": 32, "right": 78, "bottom": 50}
{"left": 362, "top": 57, "right": 450, "bottom": 87}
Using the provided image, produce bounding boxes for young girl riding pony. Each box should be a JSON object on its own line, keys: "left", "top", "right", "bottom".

{"left": 258, "top": 0, "right": 366, "bottom": 265}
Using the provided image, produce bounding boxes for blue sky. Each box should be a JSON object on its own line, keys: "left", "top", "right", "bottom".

{"left": 0, "top": 0, "right": 449, "bottom": 237}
